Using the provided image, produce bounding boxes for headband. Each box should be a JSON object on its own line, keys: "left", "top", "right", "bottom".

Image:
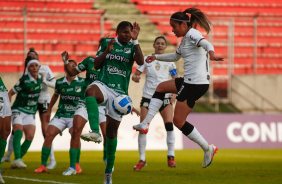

{"left": 27, "top": 59, "right": 40, "bottom": 68}
{"left": 28, "top": 51, "right": 37, "bottom": 55}
{"left": 170, "top": 18, "right": 190, "bottom": 22}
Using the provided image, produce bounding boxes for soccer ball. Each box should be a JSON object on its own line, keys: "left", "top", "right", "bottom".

{"left": 112, "top": 95, "right": 133, "bottom": 115}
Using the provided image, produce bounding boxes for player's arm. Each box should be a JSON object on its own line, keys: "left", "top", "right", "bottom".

{"left": 8, "top": 89, "right": 15, "bottom": 102}
{"left": 61, "top": 51, "right": 80, "bottom": 76}
{"left": 94, "top": 39, "right": 115, "bottom": 70}
{"left": 42, "top": 77, "right": 56, "bottom": 88}
{"left": 198, "top": 38, "right": 224, "bottom": 61}
{"left": 130, "top": 22, "right": 144, "bottom": 65}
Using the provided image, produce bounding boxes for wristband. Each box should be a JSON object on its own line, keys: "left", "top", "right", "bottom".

{"left": 64, "top": 60, "right": 69, "bottom": 65}
{"left": 133, "top": 39, "right": 139, "bottom": 45}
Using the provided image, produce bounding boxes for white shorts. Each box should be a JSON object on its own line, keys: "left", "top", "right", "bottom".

{"left": 49, "top": 116, "right": 73, "bottom": 132}
{"left": 89, "top": 81, "right": 123, "bottom": 121}
{"left": 12, "top": 110, "right": 35, "bottom": 126}
{"left": 0, "top": 91, "right": 12, "bottom": 118}
{"left": 74, "top": 103, "right": 106, "bottom": 124}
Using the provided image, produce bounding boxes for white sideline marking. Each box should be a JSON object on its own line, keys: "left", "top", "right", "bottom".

{"left": 3, "top": 176, "right": 77, "bottom": 184}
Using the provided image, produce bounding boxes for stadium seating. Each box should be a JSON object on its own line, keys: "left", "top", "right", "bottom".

{"left": 0, "top": 0, "right": 114, "bottom": 72}
{"left": 131, "top": 0, "right": 282, "bottom": 76}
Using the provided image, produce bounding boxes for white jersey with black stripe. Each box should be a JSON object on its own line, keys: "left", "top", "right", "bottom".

{"left": 176, "top": 28, "right": 210, "bottom": 84}
{"left": 137, "top": 56, "right": 177, "bottom": 99}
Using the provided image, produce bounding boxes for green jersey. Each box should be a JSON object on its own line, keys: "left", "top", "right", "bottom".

{"left": 54, "top": 76, "right": 86, "bottom": 118}
{"left": 0, "top": 77, "right": 7, "bottom": 92}
{"left": 77, "top": 56, "right": 100, "bottom": 86}
{"left": 11, "top": 73, "right": 42, "bottom": 114}
{"left": 96, "top": 37, "right": 135, "bottom": 95}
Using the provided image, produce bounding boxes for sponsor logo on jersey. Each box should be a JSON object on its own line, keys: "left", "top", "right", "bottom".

{"left": 105, "top": 53, "right": 130, "bottom": 63}
{"left": 79, "top": 64, "right": 85, "bottom": 70}
{"left": 27, "top": 100, "right": 37, "bottom": 106}
{"left": 75, "top": 86, "right": 81, "bottom": 92}
{"left": 34, "top": 86, "right": 40, "bottom": 91}
{"left": 28, "top": 93, "right": 40, "bottom": 98}
{"left": 107, "top": 66, "right": 126, "bottom": 77}
{"left": 61, "top": 95, "right": 80, "bottom": 101}
{"left": 189, "top": 35, "right": 197, "bottom": 44}
{"left": 67, "top": 88, "right": 73, "bottom": 92}
{"left": 64, "top": 104, "right": 77, "bottom": 111}
{"left": 89, "top": 73, "right": 97, "bottom": 79}
{"left": 115, "top": 49, "right": 123, "bottom": 52}
{"left": 124, "top": 48, "right": 131, "bottom": 54}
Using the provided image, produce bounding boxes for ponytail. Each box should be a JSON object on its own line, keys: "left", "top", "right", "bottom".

{"left": 170, "top": 7, "right": 212, "bottom": 34}
{"left": 19, "top": 56, "right": 33, "bottom": 86}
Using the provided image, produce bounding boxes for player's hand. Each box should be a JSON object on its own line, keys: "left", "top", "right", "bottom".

{"left": 130, "top": 22, "right": 140, "bottom": 40}
{"left": 132, "top": 75, "right": 141, "bottom": 82}
{"left": 210, "top": 56, "right": 224, "bottom": 61}
{"left": 107, "top": 39, "right": 115, "bottom": 52}
{"left": 169, "top": 94, "right": 177, "bottom": 104}
{"left": 145, "top": 55, "right": 156, "bottom": 63}
{"left": 131, "top": 107, "right": 140, "bottom": 116}
{"left": 61, "top": 51, "right": 69, "bottom": 63}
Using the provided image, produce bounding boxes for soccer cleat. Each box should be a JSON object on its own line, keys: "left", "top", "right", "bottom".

{"left": 133, "top": 160, "right": 147, "bottom": 171}
{"left": 0, "top": 168, "right": 5, "bottom": 183}
{"left": 167, "top": 156, "right": 177, "bottom": 167}
{"left": 133, "top": 122, "right": 150, "bottom": 134}
{"left": 80, "top": 130, "right": 102, "bottom": 143}
{"left": 47, "top": 160, "right": 56, "bottom": 169}
{"left": 202, "top": 144, "right": 218, "bottom": 168}
{"left": 76, "top": 163, "right": 82, "bottom": 174}
{"left": 10, "top": 159, "right": 27, "bottom": 169}
{"left": 34, "top": 164, "right": 47, "bottom": 173}
{"left": 63, "top": 167, "right": 76, "bottom": 175}
{"left": 103, "top": 172, "right": 112, "bottom": 184}
{"left": 1, "top": 154, "right": 11, "bottom": 163}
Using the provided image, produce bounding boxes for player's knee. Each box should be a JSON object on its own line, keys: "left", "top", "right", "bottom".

{"left": 173, "top": 116, "right": 185, "bottom": 129}
{"left": 25, "top": 133, "right": 34, "bottom": 141}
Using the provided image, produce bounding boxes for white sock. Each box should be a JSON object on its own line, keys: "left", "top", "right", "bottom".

{"left": 142, "top": 98, "right": 163, "bottom": 124}
{"left": 138, "top": 133, "right": 146, "bottom": 161}
{"left": 187, "top": 127, "right": 209, "bottom": 152}
{"left": 167, "top": 131, "right": 175, "bottom": 157}
{"left": 6, "top": 134, "right": 14, "bottom": 157}
{"left": 49, "top": 144, "right": 56, "bottom": 162}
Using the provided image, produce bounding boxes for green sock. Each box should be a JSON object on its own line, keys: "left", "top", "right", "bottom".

{"left": 21, "top": 139, "right": 32, "bottom": 158}
{"left": 76, "top": 148, "right": 81, "bottom": 164}
{"left": 86, "top": 96, "right": 99, "bottom": 132}
{"left": 13, "top": 130, "right": 23, "bottom": 159}
{"left": 69, "top": 148, "right": 78, "bottom": 168}
{"left": 41, "top": 147, "right": 51, "bottom": 166}
{"left": 105, "top": 137, "right": 117, "bottom": 173}
{"left": 0, "top": 137, "right": 7, "bottom": 164}
{"left": 103, "top": 146, "right": 107, "bottom": 161}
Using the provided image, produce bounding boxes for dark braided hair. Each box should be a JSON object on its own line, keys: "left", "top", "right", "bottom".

{"left": 116, "top": 21, "right": 133, "bottom": 35}
{"left": 27, "top": 47, "right": 39, "bottom": 60}
{"left": 170, "top": 7, "right": 212, "bottom": 34}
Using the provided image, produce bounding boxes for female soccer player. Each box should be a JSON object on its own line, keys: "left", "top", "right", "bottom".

{"left": 34, "top": 60, "right": 86, "bottom": 174}
{"left": 2, "top": 48, "right": 57, "bottom": 169}
{"left": 8, "top": 56, "right": 42, "bottom": 169}
{"left": 133, "top": 7, "right": 223, "bottom": 168}
{"left": 132, "top": 36, "right": 178, "bottom": 170}
{"left": 0, "top": 77, "right": 12, "bottom": 183}
{"left": 72, "top": 21, "right": 144, "bottom": 183}
{"left": 60, "top": 48, "right": 108, "bottom": 175}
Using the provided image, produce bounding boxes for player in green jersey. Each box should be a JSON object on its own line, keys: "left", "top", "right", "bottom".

{"left": 65, "top": 21, "right": 144, "bottom": 184}
{"left": 34, "top": 60, "right": 86, "bottom": 174}
{"left": 8, "top": 56, "right": 42, "bottom": 169}
{"left": 0, "top": 77, "right": 12, "bottom": 183}
{"left": 61, "top": 49, "right": 107, "bottom": 175}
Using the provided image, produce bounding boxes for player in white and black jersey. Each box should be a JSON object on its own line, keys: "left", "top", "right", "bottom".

{"left": 132, "top": 36, "right": 178, "bottom": 170}
{"left": 2, "top": 48, "right": 57, "bottom": 169}
{"left": 133, "top": 7, "right": 223, "bottom": 168}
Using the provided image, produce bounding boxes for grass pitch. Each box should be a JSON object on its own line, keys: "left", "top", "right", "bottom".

{"left": 1, "top": 149, "right": 282, "bottom": 184}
